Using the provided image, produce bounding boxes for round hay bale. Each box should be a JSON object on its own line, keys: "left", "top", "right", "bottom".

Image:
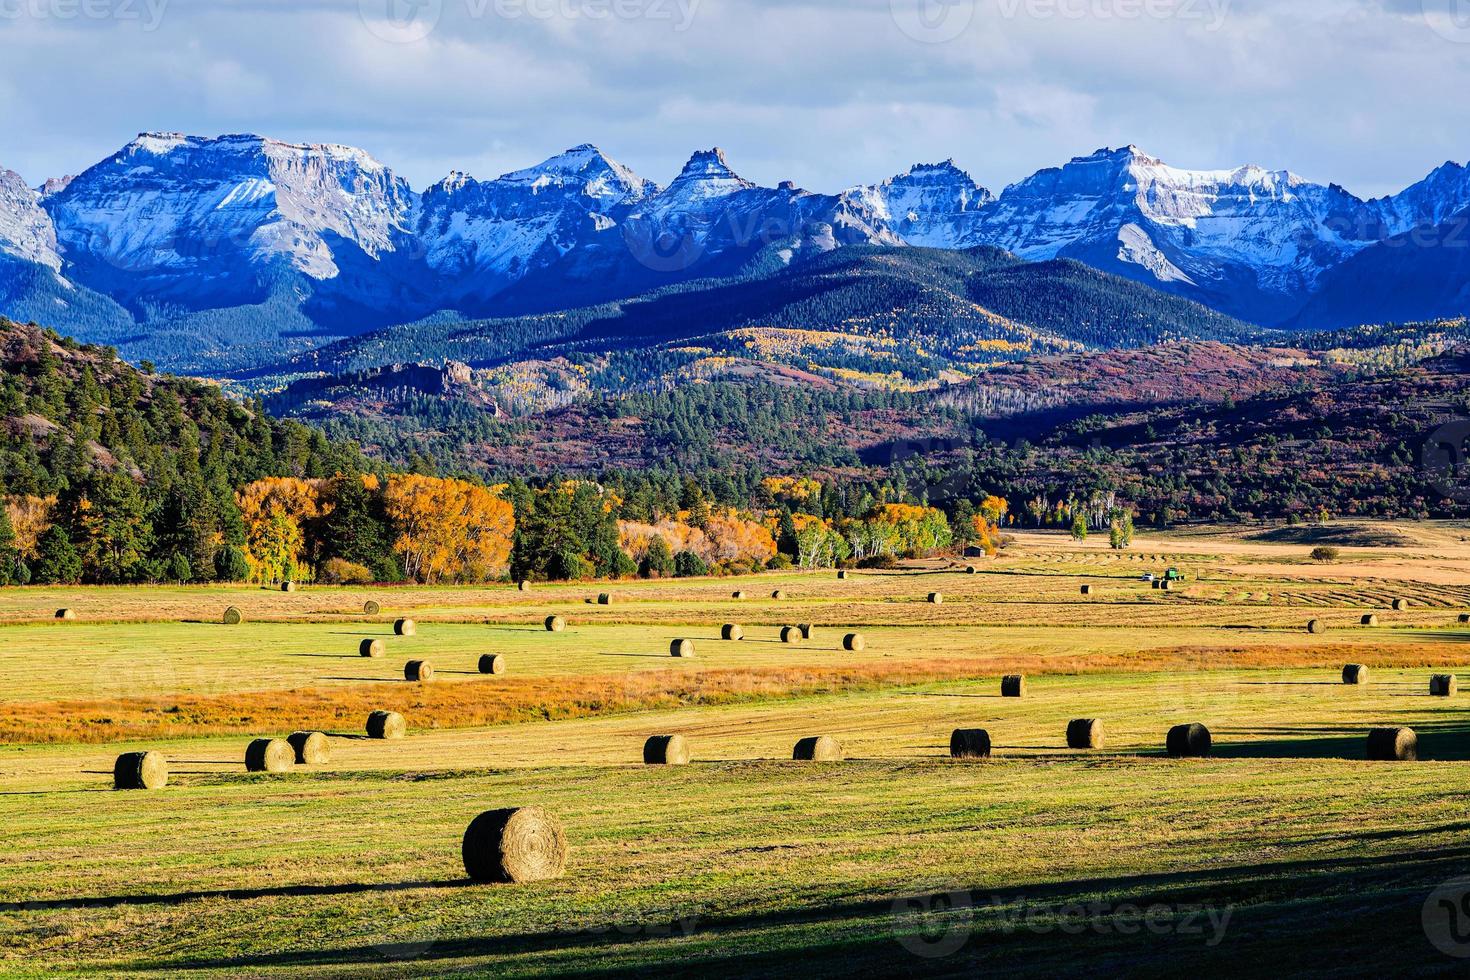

{"left": 518, "top": 580, "right": 530, "bottom": 592}
{"left": 244, "top": 738, "right": 294, "bottom": 773}
{"left": 1460, "top": 614, "right": 1470, "bottom": 625}
{"left": 1151, "top": 579, "right": 1162, "bottom": 590}
{"left": 597, "top": 593, "right": 613, "bottom": 605}
{"left": 393, "top": 618, "right": 417, "bottom": 636}
{"left": 669, "top": 638, "right": 695, "bottom": 658}
{"left": 771, "top": 589, "right": 785, "bottom": 600}
{"left": 1342, "top": 663, "right": 1369, "bottom": 685}
{"left": 1393, "top": 598, "right": 1409, "bottom": 611}
{"left": 463, "top": 806, "right": 568, "bottom": 883}
{"left": 798, "top": 624, "right": 815, "bottom": 640}
{"left": 359, "top": 638, "right": 385, "bottom": 658}
{"left": 363, "top": 599, "right": 381, "bottom": 616}
{"left": 643, "top": 734, "right": 691, "bottom": 765}
{"left": 1430, "top": 674, "right": 1458, "bottom": 697}
{"left": 1361, "top": 614, "right": 1379, "bottom": 627}
{"left": 113, "top": 750, "right": 167, "bottom": 790}
{"left": 731, "top": 590, "right": 747, "bottom": 600}
{"left": 405, "top": 659, "right": 434, "bottom": 683}
{"left": 1366, "top": 727, "right": 1418, "bottom": 762}
{"left": 721, "top": 623, "right": 743, "bottom": 641}
{"left": 966, "top": 565, "right": 977, "bottom": 575}
{"left": 1166, "top": 723, "right": 1211, "bottom": 758}
{"left": 927, "top": 592, "right": 943, "bottom": 605}
{"left": 545, "top": 615, "right": 566, "bottom": 632}
{"left": 221, "top": 605, "right": 243, "bottom": 625}
{"left": 287, "top": 731, "right": 331, "bottom": 765}
{"left": 1066, "top": 718, "right": 1104, "bottom": 749}
{"left": 366, "top": 710, "right": 405, "bottom": 739}
{"left": 949, "top": 729, "right": 992, "bottom": 759}
{"left": 780, "top": 625, "right": 803, "bottom": 644}
{"left": 281, "top": 581, "right": 296, "bottom": 593}
{"left": 792, "top": 735, "right": 843, "bottom": 761}
{"left": 843, "top": 632, "right": 866, "bottom": 652}
{"left": 55, "top": 608, "right": 76, "bottom": 621}
{"left": 1307, "top": 619, "right": 1326, "bottom": 635}
{"left": 478, "top": 654, "right": 507, "bottom": 675}
{"left": 1000, "top": 674, "right": 1026, "bottom": 698}
{"left": 1160, "top": 580, "right": 1173, "bottom": 591}
{"left": 837, "top": 570, "right": 849, "bottom": 580}
{"left": 1080, "top": 585, "right": 1093, "bottom": 596}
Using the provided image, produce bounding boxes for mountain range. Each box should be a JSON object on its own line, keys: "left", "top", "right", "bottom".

{"left": 3, "top": 132, "right": 1470, "bottom": 372}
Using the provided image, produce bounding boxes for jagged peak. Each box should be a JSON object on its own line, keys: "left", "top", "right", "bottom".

{"left": 117, "top": 132, "right": 391, "bottom": 173}
{"left": 672, "top": 147, "right": 746, "bottom": 184}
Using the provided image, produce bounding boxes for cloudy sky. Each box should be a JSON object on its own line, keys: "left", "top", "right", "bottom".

{"left": 2, "top": 0, "right": 1469, "bottom": 198}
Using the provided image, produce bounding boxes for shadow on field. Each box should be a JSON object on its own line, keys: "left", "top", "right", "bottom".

{"left": 328, "top": 630, "right": 395, "bottom": 637}
{"left": 598, "top": 653, "right": 678, "bottom": 660}
{"left": 112, "top": 845, "right": 1470, "bottom": 974}
{"left": 1210, "top": 720, "right": 1470, "bottom": 761}
{"left": 286, "top": 653, "right": 362, "bottom": 659}
{"left": 0, "top": 878, "right": 476, "bottom": 913}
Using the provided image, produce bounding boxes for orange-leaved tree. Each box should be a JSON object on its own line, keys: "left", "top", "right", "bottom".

{"left": 382, "top": 475, "right": 513, "bottom": 583}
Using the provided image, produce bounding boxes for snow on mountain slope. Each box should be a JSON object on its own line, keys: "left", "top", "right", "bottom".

{"left": 962, "top": 146, "right": 1384, "bottom": 323}
{"left": 43, "top": 133, "right": 416, "bottom": 295}
{"left": 0, "top": 169, "right": 62, "bottom": 272}
{"left": 1372, "top": 160, "right": 1470, "bottom": 235}
{"left": 415, "top": 144, "right": 655, "bottom": 291}
{"left": 844, "top": 161, "right": 994, "bottom": 248}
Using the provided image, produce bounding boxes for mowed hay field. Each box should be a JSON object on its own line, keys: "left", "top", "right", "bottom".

{"left": 6, "top": 525, "right": 1470, "bottom": 977}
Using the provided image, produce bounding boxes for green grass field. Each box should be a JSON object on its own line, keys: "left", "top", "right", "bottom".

{"left": 5, "top": 529, "right": 1470, "bottom": 976}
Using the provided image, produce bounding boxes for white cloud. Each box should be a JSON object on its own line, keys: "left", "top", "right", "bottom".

{"left": 0, "top": 0, "right": 1466, "bottom": 198}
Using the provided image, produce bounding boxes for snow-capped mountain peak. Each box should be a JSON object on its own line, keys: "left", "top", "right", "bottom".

{"left": 0, "top": 168, "right": 62, "bottom": 272}
{"left": 847, "top": 160, "right": 994, "bottom": 248}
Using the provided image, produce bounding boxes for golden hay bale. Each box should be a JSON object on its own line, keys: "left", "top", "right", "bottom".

{"left": 113, "top": 751, "right": 167, "bottom": 790}
{"left": 462, "top": 806, "right": 568, "bottom": 883}
{"left": 244, "top": 738, "right": 294, "bottom": 773}
{"left": 393, "top": 618, "right": 417, "bottom": 636}
{"left": 792, "top": 735, "right": 843, "bottom": 761}
{"left": 731, "top": 590, "right": 747, "bottom": 600}
{"left": 1361, "top": 614, "right": 1379, "bottom": 627}
{"left": 771, "top": 589, "right": 785, "bottom": 600}
{"left": 643, "top": 734, "right": 691, "bottom": 765}
{"left": 1307, "top": 619, "right": 1326, "bottom": 635}
{"left": 366, "top": 710, "right": 405, "bottom": 739}
{"left": 1430, "top": 674, "right": 1458, "bottom": 697}
{"left": 837, "top": 570, "right": 849, "bottom": 580}
{"left": 780, "top": 625, "right": 803, "bottom": 644}
{"left": 1066, "top": 719, "right": 1105, "bottom": 749}
{"left": 1166, "top": 723, "right": 1211, "bottom": 758}
{"left": 1393, "top": 598, "right": 1409, "bottom": 611}
{"left": 222, "top": 606, "right": 243, "bottom": 625}
{"left": 1160, "top": 580, "right": 1173, "bottom": 591}
{"left": 798, "top": 624, "right": 815, "bottom": 640}
{"left": 545, "top": 615, "right": 566, "bottom": 632}
{"left": 597, "top": 593, "right": 614, "bottom": 605}
{"left": 1366, "top": 727, "right": 1417, "bottom": 762}
{"left": 1460, "top": 614, "right": 1470, "bottom": 625}
{"left": 721, "top": 623, "right": 743, "bottom": 641}
{"left": 363, "top": 600, "right": 381, "bottom": 616}
{"left": 55, "top": 608, "right": 76, "bottom": 621}
{"left": 287, "top": 731, "right": 331, "bottom": 765}
{"left": 1151, "top": 580, "right": 1163, "bottom": 590}
{"left": 670, "top": 638, "right": 695, "bottom": 658}
{"left": 1080, "top": 585, "right": 1093, "bottom": 596}
{"left": 966, "top": 566, "right": 977, "bottom": 574}
{"left": 518, "top": 580, "right": 531, "bottom": 592}
{"left": 405, "top": 659, "right": 435, "bottom": 682}
{"left": 478, "top": 654, "right": 507, "bottom": 675}
{"left": 927, "top": 592, "right": 943, "bottom": 605}
{"left": 1342, "top": 664, "right": 1368, "bottom": 685}
{"left": 281, "top": 581, "right": 296, "bottom": 593}
{"left": 359, "top": 638, "right": 385, "bottom": 658}
{"left": 1000, "top": 675, "right": 1026, "bottom": 698}
{"left": 949, "top": 729, "right": 992, "bottom": 759}
{"left": 843, "top": 632, "right": 866, "bottom": 652}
